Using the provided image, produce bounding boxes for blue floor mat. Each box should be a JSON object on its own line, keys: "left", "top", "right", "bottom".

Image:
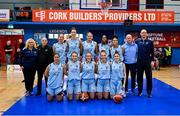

{"left": 3, "top": 78, "right": 180, "bottom": 115}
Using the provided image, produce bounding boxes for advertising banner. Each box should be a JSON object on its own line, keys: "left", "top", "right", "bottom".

{"left": 32, "top": 10, "right": 174, "bottom": 23}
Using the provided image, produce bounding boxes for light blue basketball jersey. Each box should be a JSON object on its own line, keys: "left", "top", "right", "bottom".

{"left": 47, "top": 63, "right": 64, "bottom": 89}
{"left": 68, "top": 60, "right": 80, "bottom": 80}
{"left": 82, "top": 41, "right": 97, "bottom": 60}
{"left": 111, "top": 61, "right": 124, "bottom": 80}
{"left": 98, "top": 43, "right": 110, "bottom": 60}
{"left": 67, "top": 38, "right": 80, "bottom": 59}
{"left": 53, "top": 42, "right": 67, "bottom": 64}
{"left": 110, "top": 45, "right": 123, "bottom": 61}
{"left": 98, "top": 61, "right": 111, "bottom": 79}
{"left": 81, "top": 61, "right": 95, "bottom": 80}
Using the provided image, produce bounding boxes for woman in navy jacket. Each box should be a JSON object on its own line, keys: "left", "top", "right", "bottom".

{"left": 20, "top": 38, "right": 38, "bottom": 96}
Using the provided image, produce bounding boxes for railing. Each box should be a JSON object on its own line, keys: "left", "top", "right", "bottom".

{"left": 0, "top": 1, "right": 179, "bottom": 23}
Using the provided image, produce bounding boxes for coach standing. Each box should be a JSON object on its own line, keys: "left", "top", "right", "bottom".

{"left": 20, "top": 38, "right": 38, "bottom": 96}
{"left": 36, "top": 37, "right": 53, "bottom": 96}
{"left": 122, "top": 34, "right": 138, "bottom": 94}
{"left": 136, "top": 29, "right": 154, "bottom": 98}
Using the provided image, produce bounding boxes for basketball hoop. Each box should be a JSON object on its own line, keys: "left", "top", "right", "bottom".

{"left": 98, "top": 2, "right": 112, "bottom": 15}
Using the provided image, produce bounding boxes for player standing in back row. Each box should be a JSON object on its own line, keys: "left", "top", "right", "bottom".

{"left": 82, "top": 32, "right": 98, "bottom": 62}
{"left": 66, "top": 27, "right": 83, "bottom": 61}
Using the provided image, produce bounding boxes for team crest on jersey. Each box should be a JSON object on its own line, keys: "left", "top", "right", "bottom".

{"left": 85, "top": 66, "right": 89, "bottom": 69}
{"left": 106, "top": 66, "right": 108, "bottom": 70}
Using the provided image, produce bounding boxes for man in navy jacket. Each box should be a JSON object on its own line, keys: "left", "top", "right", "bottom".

{"left": 136, "top": 29, "right": 154, "bottom": 98}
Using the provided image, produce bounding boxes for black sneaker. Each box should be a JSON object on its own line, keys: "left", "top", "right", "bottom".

{"left": 36, "top": 92, "right": 41, "bottom": 96}
{"left": 138, "top": 92, "right": 142, "bottom": 96}
{"left": 147, "top": 94, "right": 152, "bottom": 98}
{"left": 131, "top": 90, "right": 135, "bottom": 95}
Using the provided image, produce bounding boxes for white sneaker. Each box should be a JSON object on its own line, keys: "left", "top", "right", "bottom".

{"left": 25, "top": 91, "right": 30, "bottom": 96}
{"left": 122, "top": 93, "right": 126, "bottom": 98}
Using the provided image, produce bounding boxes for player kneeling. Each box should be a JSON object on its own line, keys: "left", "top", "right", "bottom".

{"left": 96, "top": 50, "right": 111, "bottom": 99}
{"left": 44, "top": 54, "right": 65, "bottom": 102}
{"left": 110, "top": 52, "right": 126, "bottom": 103}
{"left": 65, "top": 52, "right": 81, "bottom": 100}
{"left": 80, "top": 52, "right": 97, "bottom": 101}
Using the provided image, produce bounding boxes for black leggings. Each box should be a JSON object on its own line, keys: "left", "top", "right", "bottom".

{"left": 137, "top": 61, "right": 152, "bottom": 94}
{"left": 23, "top": 68, "right": 36, "bottom": 92}
{"left": 37, "top": 65, "right": 47, "bottom": 93}
{"left": 125, "top": 63, "right": 137, "bottom": 92}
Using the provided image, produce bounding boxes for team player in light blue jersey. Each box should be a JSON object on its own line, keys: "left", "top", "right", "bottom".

{"left": 65, "top": 51, "right": 82, "bottom": 100}
{"left": 81, "top": 52, "right": 97, "bottom": 99}
{"left": 98, "top": 35, "right": 110, "bottom": 61}
{"left": 67, "top": 27, "right": 82, "bottom": 61}
{"left": 110, "top": 51, "right": 126, "bottom": 99}
{"left": 110, "top": 35, "right": 123, "bottom": 62}
{"left": 53, "top": 34, "right": 67, "bottom": 65}
{"left": 44, "top": 54, "right": 65, "bottom": 102}
{"left": 97, "top": 50, "right": 111, "bottom": 99}
{"left": 82, "top": 32, "right": 98, "bottom": 62}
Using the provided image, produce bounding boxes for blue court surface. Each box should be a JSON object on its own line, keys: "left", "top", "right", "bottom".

{"left": 3, "top": 78, "right": 180, "bottom": 115}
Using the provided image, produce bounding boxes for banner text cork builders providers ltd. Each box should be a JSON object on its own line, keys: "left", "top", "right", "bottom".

{"left": 32, "top": 10, "right": 174, "bottom": 23}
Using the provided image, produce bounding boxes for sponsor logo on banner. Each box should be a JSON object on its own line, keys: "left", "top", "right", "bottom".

{"left": 32, "top": 10, "right": 174, "bottom": 23}
{"left": 126, "top": 31, "right": 180, "bottom": 47}
{"left": 35, "top": 10, "right": 46, "bottom": 21}
{"left": 7, "top": 65, "right": 22, "bottom": 72}
{"left": 7, "top": 65, "right": 23, "bottom": 78}
{"left": 0, "top": 9, "right": 10, "bottom": 22}
{"left": 148, "top": 33, "right": 166, "bottom": 41}
{"left": 0, "top": 29, "right": 24, "bottom": 35}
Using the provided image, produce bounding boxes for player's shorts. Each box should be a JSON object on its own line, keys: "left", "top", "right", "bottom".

{"left": 82, "top": 79, "right": 96, "bottom": 92}
{"left": 96, "top": 79, "right": 110, "bottom": 92}
{"left": 46, "top": 86, "right": 63, "bottom": 96}
{"left": 67, "top": 79, "right": 81, "bottom": 94}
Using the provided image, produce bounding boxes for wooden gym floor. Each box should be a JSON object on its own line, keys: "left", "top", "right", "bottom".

{"left": 0, "top": 66, "right": 180, "bottom": 115}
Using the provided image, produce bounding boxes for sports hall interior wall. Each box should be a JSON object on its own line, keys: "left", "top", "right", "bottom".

{"left": 0, "top": 23, "right": 179, "bottom": 64}
{"left": 9, "top": 24, "right": 180, "bottom": 65}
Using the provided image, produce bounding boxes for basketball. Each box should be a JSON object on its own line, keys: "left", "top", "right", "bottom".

{"left": 113, "top": 94, "right": 123, "bottom": 103}
{"left": 80, "top": 93, "right": 89, "bottom": 102}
